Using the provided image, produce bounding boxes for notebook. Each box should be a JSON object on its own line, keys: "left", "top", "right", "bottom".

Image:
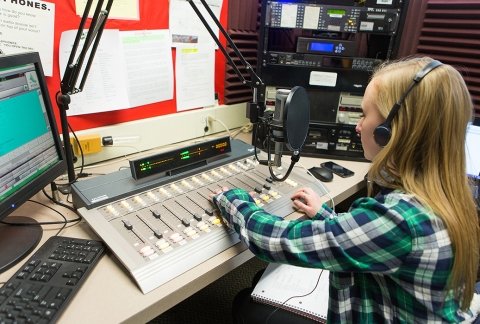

{"left": 251, "top": 263, "right": 329, "bottom": 322}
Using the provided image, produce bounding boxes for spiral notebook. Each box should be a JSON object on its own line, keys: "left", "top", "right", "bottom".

{"left": 251, "top": 263, "right": 329, "bottom": 322}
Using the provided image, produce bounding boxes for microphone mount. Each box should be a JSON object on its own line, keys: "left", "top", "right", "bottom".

{"left": 56, "top": 0, "right": 113, "bottom": 184}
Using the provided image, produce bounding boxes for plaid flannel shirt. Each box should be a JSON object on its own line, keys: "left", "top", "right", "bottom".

{"left": 213, "top": 187, "right": 465, "bottom": 323}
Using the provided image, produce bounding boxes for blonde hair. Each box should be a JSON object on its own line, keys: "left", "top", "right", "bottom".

{"left": 368, "top": 57, "right": 479, "bottom": 310}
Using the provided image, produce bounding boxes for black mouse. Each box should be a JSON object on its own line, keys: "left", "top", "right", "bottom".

{"left": 308, "top": 167, "right": 333, "bottom": 182}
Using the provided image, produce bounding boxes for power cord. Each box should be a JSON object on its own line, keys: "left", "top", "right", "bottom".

{"left": 231, "top": 122, "right": 253, "bottom": 139}
{"left": 0, "top": 199, "right": 81, "bottom": 236}
{"left": 55, "top": 121, "right": 87, "bottom": 194}
{"left": 207, "top": 115, "right": 231, "bottom": 137}
{"left": 43, "top": 185, "right": 81, "bottom": 215}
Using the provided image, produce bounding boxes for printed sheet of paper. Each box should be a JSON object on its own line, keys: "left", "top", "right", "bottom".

{"left": 75, "top": 0, "right": 140, "bottom": 20}
{"left": 169, "top": 0, "right": 223, "bottom": 47}
{"left": 59, "top": 29, "right": 174, "bottom": 116}
{"left": 175, "top": 45, "right": 215, "bottom": 111}
{"left": 120, "top": 30, "right": 174, "bottom": 108}
{"left": 0, "top": 0, "right": 55, "bottom": 76}
{"left": 59, "top": 29, "right": 130, "bottom": 116}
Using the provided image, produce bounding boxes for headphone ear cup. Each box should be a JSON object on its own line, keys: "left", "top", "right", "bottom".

{"left": 370, "top": 60, "right": 443, "bottom": 149}
{"left": 374, "top": 124, "right": 391, "bottom": 147}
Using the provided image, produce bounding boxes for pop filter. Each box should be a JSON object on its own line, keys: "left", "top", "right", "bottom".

{"left": 284, "top": 86, "right": 310, "bottom": 152}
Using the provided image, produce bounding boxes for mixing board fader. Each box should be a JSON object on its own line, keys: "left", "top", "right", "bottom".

{"left": 73, "top": 139, "right": 328, "bottom": 294}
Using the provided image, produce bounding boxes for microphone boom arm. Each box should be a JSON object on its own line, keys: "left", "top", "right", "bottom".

{"left": 187, "top": 1, "right": 307, "bottom": 182}
{"left": 57, "top": 0, "right": 113, "bottom": 183}
{"left": 187, "top": 0, "right": 265, "bottom": 123}
{"left": 62, "top": 0, "right": 113, "bottom": 94}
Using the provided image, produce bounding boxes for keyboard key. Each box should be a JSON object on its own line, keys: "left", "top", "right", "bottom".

{"left": 0, "top": 236, "right": 105, "bottom": 323}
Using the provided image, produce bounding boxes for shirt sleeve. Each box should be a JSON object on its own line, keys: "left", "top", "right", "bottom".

{"left": 212, "top": 188, "right": 413, "bottom": 273}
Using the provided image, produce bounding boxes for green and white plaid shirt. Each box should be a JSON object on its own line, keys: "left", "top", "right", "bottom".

{"left": 213, "top": 187, "right": 466, "bottom": 323}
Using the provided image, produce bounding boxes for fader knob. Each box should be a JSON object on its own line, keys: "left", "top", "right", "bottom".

{"left": 122, "top": 220, "right": 133, "bottom": 230}
{"left": 151, "top": 210, "right": 161, "bottom": 219}
{"left": 153, "top": 229, "right": 163, "bottom": 239}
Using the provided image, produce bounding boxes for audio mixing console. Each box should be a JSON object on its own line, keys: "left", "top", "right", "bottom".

{"left": 71, "top": 139, "right": 328, "bottom": 293}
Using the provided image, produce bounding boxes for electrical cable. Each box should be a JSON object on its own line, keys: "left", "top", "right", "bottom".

{"left": 0, "top": 199, "right": 81, "bottom": 237}
{"left": 207, "top": 115, "right": 231, "bottom": 138}
{"left": 264, "top": 124, "right": 298, "bottom": 182}
{"left": 42, "top": 187, "right": 80, "bottom": 215}
{"left": 53, "top": 113, "right": 87, "bottom": 193}
{"left": 69, "top": 122, "right": 85, "bottom": 179}
{"left": 264, "top": 269, "right": 324, "bottom": 324}
{"left": 300, "top": 163, "right": 336, "bottom": 212}
{"left": 231, "top": 123, "right": 253, "bottom": 139}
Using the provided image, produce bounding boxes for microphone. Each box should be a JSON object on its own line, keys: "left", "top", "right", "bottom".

{"left": 269, "top": 86, "right": 310, "bottom": 166}
{"left": 272, "top": 89, "right": 290, "bottom": 167}
{"left": 186, "top": 0, "right": 310, "bottom": 181}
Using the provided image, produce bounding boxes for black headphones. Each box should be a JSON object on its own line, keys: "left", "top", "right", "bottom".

{"left": 373, "top": 60, "right": 444, "bottom": 147}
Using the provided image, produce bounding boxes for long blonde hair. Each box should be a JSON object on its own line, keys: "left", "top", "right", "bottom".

{"left": 368, "top": 57, "right": 479, "bottom": 310}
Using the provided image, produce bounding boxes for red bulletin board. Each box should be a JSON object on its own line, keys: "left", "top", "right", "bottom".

{"left": 43, "top": 0, "right": 228, "bottom": 132}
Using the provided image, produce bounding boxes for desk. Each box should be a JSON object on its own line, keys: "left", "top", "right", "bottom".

{"left": 0, "top": 133, "right": 370, "bottom": 323}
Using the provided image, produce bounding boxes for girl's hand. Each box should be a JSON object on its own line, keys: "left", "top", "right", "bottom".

{"left": 291, "top": 187, "right": 324, "bottom": 218}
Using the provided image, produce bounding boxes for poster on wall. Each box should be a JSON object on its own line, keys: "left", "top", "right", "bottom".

{"left": 0, "top": 0, "right": 55, "bottom": 76}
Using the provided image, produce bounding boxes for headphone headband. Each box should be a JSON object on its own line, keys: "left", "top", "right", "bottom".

{"left": 373, "top": 60, "right": 443, "bottom": 147}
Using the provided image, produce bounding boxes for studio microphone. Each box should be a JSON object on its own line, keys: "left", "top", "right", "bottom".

{"left": 272, "top": 89, "right": 290, "bottom": 167}
{"left": 266, "top": 86, "right": 310, "bottom": 181}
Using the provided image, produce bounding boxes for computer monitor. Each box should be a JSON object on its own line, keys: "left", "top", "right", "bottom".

{"left": 0, "top": 52, "right": 66, "bottom": 272}
{"left": 466, "top": 122, "right": 480, "bottom": 206}
{"left": 466, "top": 123, "right": 480, "bottom": 178}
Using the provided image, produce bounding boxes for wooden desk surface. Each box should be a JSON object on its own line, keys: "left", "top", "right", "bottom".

{"left": 0, "top": 133, "right": 370, "bottom": 323}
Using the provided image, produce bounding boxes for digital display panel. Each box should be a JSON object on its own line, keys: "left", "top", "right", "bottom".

{"left": 322, "top": 57, "right": 353, "bottom": 69}
{"left": 309, "top": 42, "right": 335, "bottom": 53}
{"left": 327, "top": 9, "right": 346, "bottom": 17}
{"left": 130, "top": 136, "right": 232, "bottom": 180}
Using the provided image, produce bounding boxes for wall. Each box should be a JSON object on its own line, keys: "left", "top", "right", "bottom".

{"left": 42, "top": 0, "right": 232, "bottom": 131}
{"left": 397, "top": 0, "right": 480, "bottom": 118}
{"left": 34, "top": 0, "right": 250, "bottom": 165}
{"left": 75, "top": 102, "right": 248, "bottom": 166}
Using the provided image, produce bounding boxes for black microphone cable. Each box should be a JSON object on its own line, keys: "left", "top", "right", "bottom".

{"left": 252, "top": 115, "right": 300, "bottom": 182}
{"left": 266, "top": 129, "right": 298, "bottom": 182}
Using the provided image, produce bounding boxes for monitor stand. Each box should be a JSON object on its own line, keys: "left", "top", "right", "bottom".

{"left": 0, "top": 216, "right": 42, "bottom": 273}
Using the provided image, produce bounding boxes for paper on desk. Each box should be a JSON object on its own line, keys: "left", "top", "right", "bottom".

{"left": 175, "top": 45, "right": 215, "bottom": 111}
{"left": 59, "top": 29, "right": 173, "bottom": 116}
{"left": 169, "top": 0, "right": 223, "bottom": 47}
{"left": 0, "top": 0, "right": 55, "bottom": 76}
{"left": 75, "top": 0, "right": 140, "bottom": 20}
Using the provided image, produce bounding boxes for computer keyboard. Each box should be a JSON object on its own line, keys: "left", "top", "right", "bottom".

{"left": 0, "top": 236, "right": 105, "bottom": 323}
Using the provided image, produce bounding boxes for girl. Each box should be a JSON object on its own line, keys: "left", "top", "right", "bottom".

{"left": 213, "top": 57, "right": 479, "bottom": 322}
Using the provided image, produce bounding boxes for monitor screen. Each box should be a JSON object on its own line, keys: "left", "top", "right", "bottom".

{"left": 466, "top": 123, "right": 480, "bottom": 180}
{"left": 0, "top": 52, "right": 66, "bottom": 271}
